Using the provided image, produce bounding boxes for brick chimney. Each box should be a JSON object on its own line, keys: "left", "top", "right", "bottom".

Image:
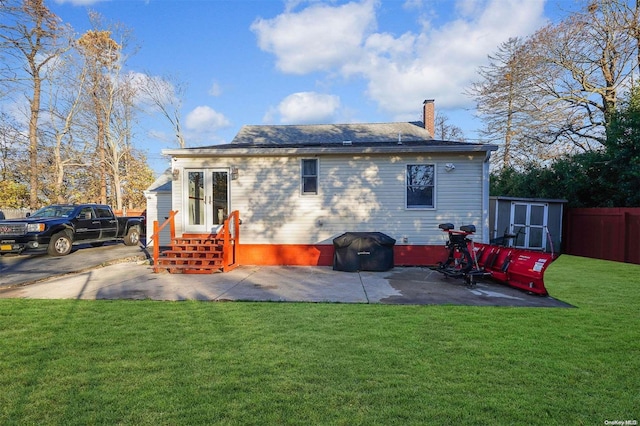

{"left": 423, "top": 99, "right": 435, "bottom": 137}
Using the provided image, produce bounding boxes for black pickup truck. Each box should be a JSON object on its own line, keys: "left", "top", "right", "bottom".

{"left": 0, "top": 204, "right": 143, "bottom": 256}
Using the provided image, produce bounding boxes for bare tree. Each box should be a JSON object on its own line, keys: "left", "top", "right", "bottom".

{"left": 106, "top": 72, "right": 136, "bottom": 210}
{"left": 467, "top": 37, "right": 544, "bottom": 169}
{"left": 469, "top": 0, "right": 640, "bottom": 169}
{"left": 0, "top": 0, "right": 70, "bottom": 207}
{"left": 433, "top": 112, "right": 465, "bottom": 141}
{"left": 523, "top": 0, "right": 639, "bottom": 149}
{"left": 77, "top": 27, "right": 121, "bottom": 205}
{"left": 138, "top": 73, "right": 187, "bottom": 148}
{"left": 106, "top": 78, "right": 156, "bottom": 211}
{"left": 0, "top": 113, "right": 30, "bottom": 207}
{"left": 41, "top": 51, "right": 89, "bottom": 203}
{"left": 0, "top": 111, "right": 26, "bottom": 182}
{"left": 76, "top": 11, "right": 145, "bottom": 209}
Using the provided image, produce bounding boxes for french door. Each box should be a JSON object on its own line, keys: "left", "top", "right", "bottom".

{"left": 510, "top": 202, "right": 548, "bottom": 250}
{"left": 184, "top": 169, "right": 229, "bottom": 234}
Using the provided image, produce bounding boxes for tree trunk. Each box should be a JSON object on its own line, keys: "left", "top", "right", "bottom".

{"left": 29, "top": 75, "right": 41, "bottom": 208}
{"left": 93, "top": 88, "right": 107, "bottom": 205}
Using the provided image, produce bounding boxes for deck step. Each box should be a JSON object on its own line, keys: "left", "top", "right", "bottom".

{"left": 161, "top": 250, "right": 223, "bottom": 257}
{"left": 173, "top": 238, "right": 223, "bottom": 245}
{"left": 160, "top": 264, "right": 222, "bottom": 274}
{"left": 155, "top": 236, "right": 225, "bottom": 274}
{"left": 158, "top": 259, "right": 222, "bottom": 264}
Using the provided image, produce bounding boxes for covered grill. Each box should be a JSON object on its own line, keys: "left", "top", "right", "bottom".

{"left": 332, "top": 232, "right": 396, "bottom": 272}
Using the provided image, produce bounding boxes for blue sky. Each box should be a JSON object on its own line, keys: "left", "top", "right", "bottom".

{"left": 46, "top": 0, "right": 572, "bottom": 174}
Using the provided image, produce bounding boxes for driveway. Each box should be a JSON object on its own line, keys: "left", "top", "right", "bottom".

{"left": 0, "top": 256, "right": 572, "bottom": 308}
{"left": 0, "top": 242, "right": 149, "bottom": 288}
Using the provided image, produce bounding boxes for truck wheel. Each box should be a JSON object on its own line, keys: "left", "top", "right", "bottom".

{"left": 123, "top": 227, "right": 140, "bottom": 246}
{"left": 48, "top": 231, "right": 72, "bottom": 256}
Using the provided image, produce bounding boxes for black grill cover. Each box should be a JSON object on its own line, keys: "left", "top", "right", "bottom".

{"left": 333, "top": 232, "right": 396, "bottom": 272}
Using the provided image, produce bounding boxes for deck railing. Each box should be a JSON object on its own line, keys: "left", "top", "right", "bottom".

{"left": 220, "top": 210, "right": 241, "bottom": 272}
{"left": 149, "top": 210, "right": 240, "bottom": 273}
{"left": 150, "top": 210, "right": 178, "bottom": 273}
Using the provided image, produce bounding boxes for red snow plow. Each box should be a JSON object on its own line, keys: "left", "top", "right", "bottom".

{"left": 433, "top": 223, "right": 558, "bottom": 296}
{"left": 471, "top": 242, "right": 556, "bottom": 295}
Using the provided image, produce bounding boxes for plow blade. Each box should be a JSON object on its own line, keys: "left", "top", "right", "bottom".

{"left": 471, "top": 243, "right": 557, "bottom": 296}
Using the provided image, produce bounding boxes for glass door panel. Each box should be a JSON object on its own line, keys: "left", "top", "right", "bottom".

{"left": 212, "top": 171, "right": 228, "bottom": 225}
{"left": 188, "top": 171, "right": 205, "bottom": 227}
{"left": 184, "top": 169, "right": 229, "bottom": 233}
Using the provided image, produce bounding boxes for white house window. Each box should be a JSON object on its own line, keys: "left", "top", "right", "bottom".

{"left": 406, "top": 164, "right": 435, "bottom": 208}
{"left": 301, "top": 159, "right": 318, "bottom": 195}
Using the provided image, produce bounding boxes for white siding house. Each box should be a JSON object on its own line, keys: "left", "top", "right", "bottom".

{"left": 156, "top": 108, "right": 497, "bottom": 266}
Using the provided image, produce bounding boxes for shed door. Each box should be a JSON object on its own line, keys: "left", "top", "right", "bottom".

{"left": 184, "top": 169, "right": 229, "bottom": 234}
{"left": 510, "top": 202, "right": 548, "bottom": 250}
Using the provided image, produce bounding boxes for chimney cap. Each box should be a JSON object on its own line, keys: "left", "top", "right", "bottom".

{"left": 423, "top": 99, "right": 434, "bottom": 104}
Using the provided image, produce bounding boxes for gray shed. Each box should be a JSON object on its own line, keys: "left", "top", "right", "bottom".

{"left": 489, "top": 196, "right": 566, "bottom": 254}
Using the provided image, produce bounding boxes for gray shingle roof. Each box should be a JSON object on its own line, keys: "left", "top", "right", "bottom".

{"left": 162, "top": 122, "right": 497, "bottom": 157}
{"left": 229, "top": 122, "right": 433, "bottom": 146}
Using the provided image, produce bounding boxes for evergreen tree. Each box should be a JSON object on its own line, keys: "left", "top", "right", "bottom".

{"left": 605, "top": 86, "right": 640, "bottom": 206}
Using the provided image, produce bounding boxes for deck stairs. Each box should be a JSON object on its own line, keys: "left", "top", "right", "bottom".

{"left": 155, "top": 235, "right": 225, "bottom": 274}
{"left": 150, "top": 210, "right": 240, "bottom": 274}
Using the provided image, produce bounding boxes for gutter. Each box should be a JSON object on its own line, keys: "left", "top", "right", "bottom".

{"left": 482, "top": 149, "right": 492, "bottom": 243}
{"left": 163, "top": 144, "right": 499, "bottom": 158}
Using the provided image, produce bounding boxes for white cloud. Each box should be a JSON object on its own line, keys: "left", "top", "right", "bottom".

{"left": 185, "top": 106, "right": 231, "bottom": 132}
{"left": 253, "top": 0, "right": 547, "bottom": 119}
{"left": 251, "top": 0, "right": 377, "bottom": 74}
{"left": 402, "top": 0, "right": 424, "bottom": 10}
{"left": 269, "top": 92, "right": 341, "bottom": 124}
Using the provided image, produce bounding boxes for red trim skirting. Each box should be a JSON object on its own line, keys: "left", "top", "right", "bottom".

{"left": 239, "top": 244, "right": 334, "bottom": 266}
{"left": 394, "top": 245, "right": 447, "bottom": 266}
{"left": 238, "top": 244, "right": 447, "bottom": 267}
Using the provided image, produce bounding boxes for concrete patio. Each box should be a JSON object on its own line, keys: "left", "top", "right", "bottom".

{"left": 0, "top": 261, "right": 572, "bottom": 307}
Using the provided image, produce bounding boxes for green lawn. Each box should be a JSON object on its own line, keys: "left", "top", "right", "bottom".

{"left": 0, "top": 255, "right": 638, "bottom": 425}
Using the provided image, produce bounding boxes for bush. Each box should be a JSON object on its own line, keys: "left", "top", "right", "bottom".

{"left": 0, "top": 180, "right": 29, "bottom": 208}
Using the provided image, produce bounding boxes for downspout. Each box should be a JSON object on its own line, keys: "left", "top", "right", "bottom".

{"left": 482, "top": 150, "right": 492, "bottom": 244}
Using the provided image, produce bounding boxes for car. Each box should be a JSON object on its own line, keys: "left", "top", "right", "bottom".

{"left": 0, "top": 204, "right": 144, "bottom": 256}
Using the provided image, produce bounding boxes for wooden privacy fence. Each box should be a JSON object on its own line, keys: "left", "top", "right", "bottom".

{"left": 563, "top": 208, "right": 640, "bottom": 264}
{"left": 113, "top": 209, "right": 145, "bottom": 217}
{"left": 0, "top": 208, "right": 33, "bottom": 219}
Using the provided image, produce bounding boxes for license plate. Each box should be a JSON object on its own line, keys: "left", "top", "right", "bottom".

{"left": 1, "top": 245, "right": 12, "bottom": 251}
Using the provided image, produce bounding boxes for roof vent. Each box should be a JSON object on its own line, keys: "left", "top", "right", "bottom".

{"left": 342, "top": 140, "right": 352, "bottom": 146}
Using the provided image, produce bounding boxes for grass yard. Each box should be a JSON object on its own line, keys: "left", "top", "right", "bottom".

{"left": 0, "top": 255, "right": 638, "bottom": 425}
